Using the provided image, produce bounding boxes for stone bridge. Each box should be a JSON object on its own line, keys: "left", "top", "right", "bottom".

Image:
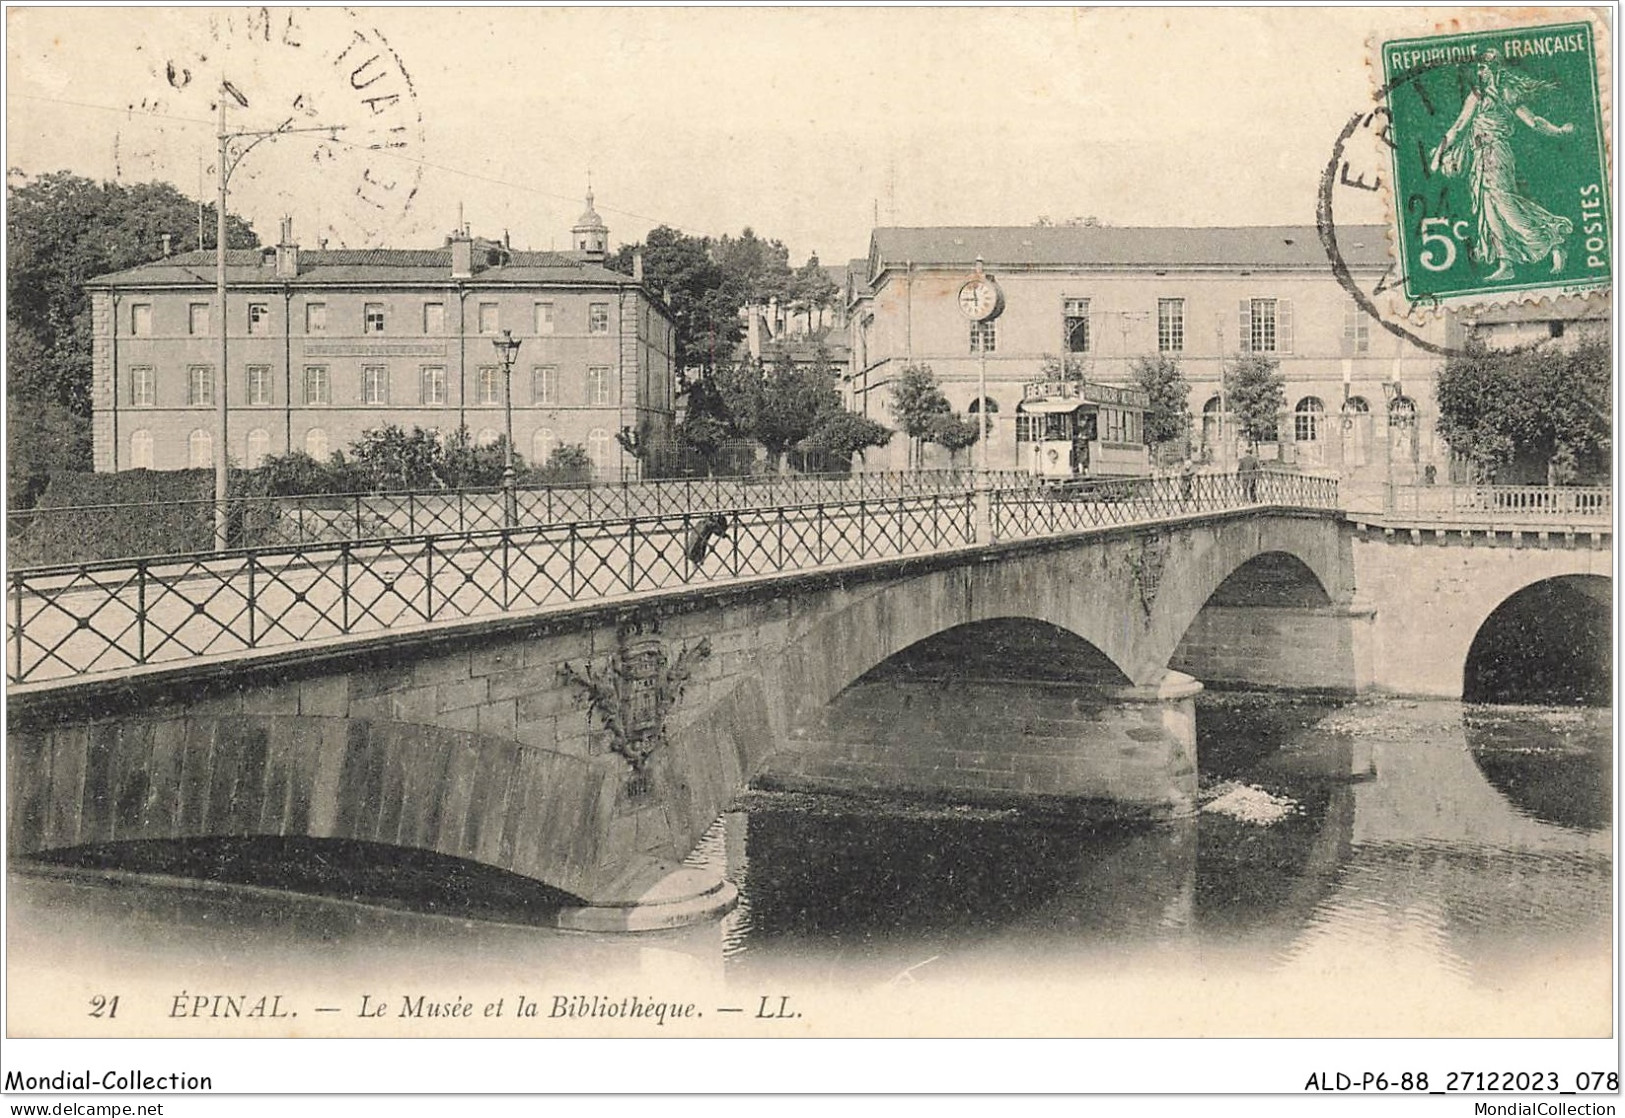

{"left": 6, "top": 491, "right": 1610, "bottom": 929}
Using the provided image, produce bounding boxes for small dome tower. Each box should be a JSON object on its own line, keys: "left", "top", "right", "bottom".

{"left": 572, "top": 188, "right": 608, "bottom": 260}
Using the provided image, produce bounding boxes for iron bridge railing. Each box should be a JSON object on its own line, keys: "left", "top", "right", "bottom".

{"left": 6, "top": 469, "right": 1039, "bottom": 568}
{"left": 8, "top": 469, "right": 1336, "bottom": 686}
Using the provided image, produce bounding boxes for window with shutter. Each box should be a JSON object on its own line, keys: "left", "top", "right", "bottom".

{"left": 1277, "top": 299, "right": 1294, "bottom": 354}
{"left": 1343, "top": 304, "right": 1370, "bottom": 355}
{"left": 1247, "top": 299, "right": 1278, "bottom": 352}
{"left": 1237, "top": 300, "right": 1252, "bottom": 353}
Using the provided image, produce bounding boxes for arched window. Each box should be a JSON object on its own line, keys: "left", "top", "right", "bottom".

{"left": 587, "top": 427, "right": 614, "bottom": 477}
{"left": 1341, "top": 396, "right": 1370, "bottom": 467}
{"left": 1388, "top": 394, "right": 1417, "bottom": 427}
{"left": 967, "top": 395, "right": 999, "bottom": 433}
{"left": 1293, "top": 396, "right": 1325, "bottom": 443}
{"left": 1201, "top": 394, "right": 1226, "bottom": 448}
{"left": 245, "top": 428, "right": 271, "bottom": 468}
{"left": 1388, "top": 394, "right": 1418, "bottom": 464}
{"left": 188, "top": 429, "right": 212, "bottom": 469}
{"left": 304, "top": 427, "right": 328, "bottom": 460}
{"left": 130, "top": 429, "right": 154, "bottom": 470}
{"left": 531, "top": 427, "right": 556, "bottom": 467}
{"left": 476, "top": 427, "right": 501, "bottom": 449}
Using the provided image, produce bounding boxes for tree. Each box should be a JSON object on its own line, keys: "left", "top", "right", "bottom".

{"left": 1435, "top": 337, "right": 1610, "bottom": 482}
{"left": 6, "top": 171, "right": 260, "bottom": 501}
{"left": 438, "top": 426, "right": 515, "bottom": 489}
{"left": 714, "top": 227, "right": 792, "bottom": 309}
{"left": 787, "top": 253, "right": 840, "bottom": 325}
{"left": 608, "top": 224, "right": 798, "bottom": 383}
{"left": 349, "top": 425, "right": 447, "bottom": 490}
{"left": 796, "top": 410, "right": 893, "bottom": 469}
{"left": 925, "top": 412, "right": 980, "bottom": 465}
{"left": 1038, "top": 353, "right": 1087, "bottom": 382}
{"left": 526, "top": 444, "right": 593, "bottom": 485}
{"left": 889, "top": 363, "right": 952, "bottom": 467}
{"left": 1224, "top": 353, "right": 1286, "bottom": 450}
{"left": 608, "top": 225, "right": 729, "bottom": 377}
{"left": 1131, "top": 354, "right": 1191, "bottom": 447}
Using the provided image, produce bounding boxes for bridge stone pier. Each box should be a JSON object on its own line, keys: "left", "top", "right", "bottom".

{"left": 8, "top": 507, "right": 1352, "bottom": 928}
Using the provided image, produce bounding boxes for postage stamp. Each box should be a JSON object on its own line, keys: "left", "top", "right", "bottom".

{"left": 1376, "top": 16, "right": 1612, "bottom": 307}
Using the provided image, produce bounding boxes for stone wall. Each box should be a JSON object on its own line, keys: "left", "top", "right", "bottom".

{"left": 763, "top": 673, "right": 1201, "bottom": 823}
{"left": 1349, "top": 530, "right": 1612, "bottom": 697}
{"left": 6, "top": 714, "right": 606, "bottom": 898}
{"left": 1171, "top": 603, "right": 1375, "bottom": 693}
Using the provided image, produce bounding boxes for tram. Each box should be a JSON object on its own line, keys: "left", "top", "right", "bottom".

{"left": 1015, "top": 379, "right": 1153, "bottom": 482}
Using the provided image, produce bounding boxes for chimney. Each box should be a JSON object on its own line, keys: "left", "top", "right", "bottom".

{"left": 275, "top": 215, "right": 299, "bottom": 279}
{"left": 747, "top": 306, "right": 762, "bottom": 360}
{"left": 449, "top": 227, "right": 474, "bottom": 279}
{"left": 632, "top": 251, "right": 644, "bottom": 283}
{"left": 160, "top": 232, "right": 172, "bottom": 257}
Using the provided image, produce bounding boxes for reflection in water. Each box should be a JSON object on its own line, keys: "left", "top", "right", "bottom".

{"left": 707, "top": 694, "right": 1610, "bottom": 1033}
{"left": 1464, "top": 705, "right": 1612, "bottom": 832}
{"left": 8, "top": 696, "right": 1613, "bottom": 1037}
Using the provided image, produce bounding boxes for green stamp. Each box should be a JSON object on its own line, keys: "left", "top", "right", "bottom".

{"left": 1380, "top": 20, "right": 1611, "bottom": 304}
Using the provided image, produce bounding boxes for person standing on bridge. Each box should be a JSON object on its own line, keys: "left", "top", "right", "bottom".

{"left": 1179, "top": 457, "right": 1198, "bottom": 511}
{"left": 1238, "top": 448, "right": 1261, "bottom": 503}
{"left": 686, "top": 512, "right": 732, "bottom": 567}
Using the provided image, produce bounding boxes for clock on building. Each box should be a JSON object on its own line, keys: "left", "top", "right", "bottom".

{"left": 957, "top": 275, "right": 1003, "bottom": 321}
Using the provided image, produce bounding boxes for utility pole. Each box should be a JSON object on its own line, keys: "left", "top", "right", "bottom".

{"left": 213, "top": 80, "right": 343, "bottom": 550}
{"left": 215, "top": 92, "right": 229, "bottom": 550}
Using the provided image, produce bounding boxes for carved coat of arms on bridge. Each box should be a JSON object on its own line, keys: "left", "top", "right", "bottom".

{"left": 557, "top": 620, "right": 712, "bottom": 783}
{"left": 1126, "top": 535, "right": 1170, "bottom": 619}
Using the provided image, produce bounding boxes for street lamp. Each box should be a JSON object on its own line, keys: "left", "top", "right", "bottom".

{"left": 492, "top": 329, "right": 523, "bottom": 527}
{"left": 212, "top": 80, "right": 341, "bottom": 550}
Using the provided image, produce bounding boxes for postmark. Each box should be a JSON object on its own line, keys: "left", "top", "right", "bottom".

{"left": 1316, "top": 9, "right": 1610, "bottom": 354}
{"left": 1379, "top": 19, "right": 1611, "bottom": 306}
{"left": 116, "top": 7, "right": 425, "bottom": 248}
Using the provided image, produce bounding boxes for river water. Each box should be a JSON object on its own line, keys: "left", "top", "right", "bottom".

{"left": 7, "top": 693, "right": 1612, "bottom": 1038}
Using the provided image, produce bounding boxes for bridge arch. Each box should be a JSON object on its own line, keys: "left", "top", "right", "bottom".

{"left": 850, "top": 617, "right": 1133, "bottom": 689}
{"left": 6, "top": 713, "right": 603, "bottom": 903}
{"left": 761, "top": 513, "right": 1349, "bottom": 733}
{"left": 1142, "top": 522, "right": 1347, "bottom": 677}
{"left": 1356, "top": 541, "right": 1613, "bottom": 698}
{"left": 1463, "top": 574, "right": 1611, "bottom": 705}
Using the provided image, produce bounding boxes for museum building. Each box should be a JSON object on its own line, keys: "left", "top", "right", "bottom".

{"left": 86, "top": 196, "right": 677, "bottom": 480}
{"left": 843, "top": 224, "right": 1453, "bottom": 485}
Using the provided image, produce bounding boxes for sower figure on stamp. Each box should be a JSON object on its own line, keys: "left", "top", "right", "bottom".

{"left": 686, "top": 512, "right": 732, "bottom": 567}
{"left": 1430, "top": 49, "right": 1576, "bottom": 281}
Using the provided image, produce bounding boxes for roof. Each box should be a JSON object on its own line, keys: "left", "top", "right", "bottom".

{"left": 1017, "top": 397, "right": 1090, "bottom": 414}
{"left": 87, "top": 246, "right": 647, "bottom": 291}
{"left": 868, "top": 224, "right": 1392, "bottom": 275}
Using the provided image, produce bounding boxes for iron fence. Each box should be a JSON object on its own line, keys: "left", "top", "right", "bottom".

{"left": 7, "top": 469, "right": 1038, "bottom": 568}
{"left": 9, "top": 493, "right": 977, "bottom": 685}
{"left": 7, "top": 470, "right": 1338, "bottom": 687}
{"left": 990, "top": 469, "right": 1340, "bottom": 538}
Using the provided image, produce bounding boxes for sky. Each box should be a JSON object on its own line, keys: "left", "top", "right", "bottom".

{"left": 7, "top": 6, "right": 1427, "bottom": 263}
